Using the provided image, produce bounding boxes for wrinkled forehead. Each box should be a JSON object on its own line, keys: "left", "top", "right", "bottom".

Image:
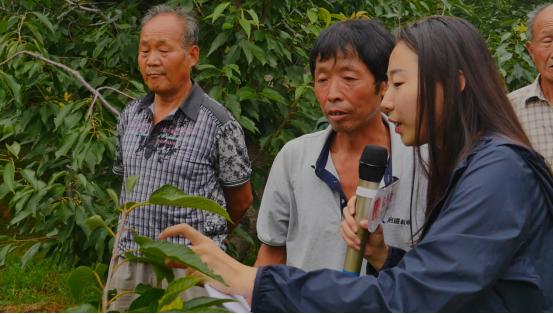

{"left": 316, "top": 45, "right": 360, "bottom": 64}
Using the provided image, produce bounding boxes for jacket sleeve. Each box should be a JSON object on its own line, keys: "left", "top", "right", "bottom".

{"left": 251, "top": 146, "right": 542, "bottom": 312}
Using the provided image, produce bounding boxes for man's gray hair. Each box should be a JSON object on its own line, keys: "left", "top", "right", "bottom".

{"left": 527, "top": 3, "right": 553, "bottom": 41}
{"left": 141, "top": 4, "right": 199, "bottom": 47}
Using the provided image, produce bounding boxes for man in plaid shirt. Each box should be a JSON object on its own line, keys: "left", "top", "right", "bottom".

{"left": 509, "top": 3, "right": 553, "bottom": 166}
{"left": 105, "top": 4, "right": 253, "bottom": 310}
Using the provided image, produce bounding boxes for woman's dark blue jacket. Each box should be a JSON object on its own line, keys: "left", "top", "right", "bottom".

{"left": 251, "top": 135, "right": 553, "bottom": 312}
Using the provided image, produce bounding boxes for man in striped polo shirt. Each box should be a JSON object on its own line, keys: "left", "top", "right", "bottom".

{"left": 105, "top": 4, "right": 252, "bottom": 310}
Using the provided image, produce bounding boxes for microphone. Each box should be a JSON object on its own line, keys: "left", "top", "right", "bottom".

{"left": 343, "top": 144, "right": 388, "bottom": 275}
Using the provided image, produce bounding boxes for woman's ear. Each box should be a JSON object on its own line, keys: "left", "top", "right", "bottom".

{"left": 459, "top": 70, "right": 466, "bottom": 92}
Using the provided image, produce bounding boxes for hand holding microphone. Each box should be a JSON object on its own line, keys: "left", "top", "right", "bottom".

{"left": 342, "top": 145, "right": 388, "bottom": 275}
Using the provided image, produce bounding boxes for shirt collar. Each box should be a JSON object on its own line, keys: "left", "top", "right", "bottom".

{"left": 524, "top": 75, "right": 548, "bottom": 107}
{"left": 138, "top": 80, "right": 204, "bottom": 121}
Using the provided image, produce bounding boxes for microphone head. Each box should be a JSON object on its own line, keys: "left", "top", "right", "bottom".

{"left": 359, "top": 145, "right": 388, "bottom": 183}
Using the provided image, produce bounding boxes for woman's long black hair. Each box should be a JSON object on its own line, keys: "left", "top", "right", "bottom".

{"left": 399, "top": 16, "right": 532, "bottom": 236}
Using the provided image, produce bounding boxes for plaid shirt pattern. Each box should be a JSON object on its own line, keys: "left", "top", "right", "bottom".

{"left": 509, "top": 76, "right": 553, "bottom": 167}
{"left": 113, "top": 82, "right": 251, "bottom": 255}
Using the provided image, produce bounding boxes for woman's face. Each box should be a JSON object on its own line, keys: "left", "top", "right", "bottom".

{"left": 382, "top": 41, "right": 426, "bottom": 146}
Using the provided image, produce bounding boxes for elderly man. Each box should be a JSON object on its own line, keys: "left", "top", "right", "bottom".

{"left": 254, "top": 19, "right": 427, "bottom": 272}
{"left": 509, "top": 3, "right": 553, "bottom": 166}
{"left": 106, "top": 4, "right": 252, "bottom": 310}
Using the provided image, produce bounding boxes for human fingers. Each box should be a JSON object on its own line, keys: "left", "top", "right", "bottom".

{"left": 159, "top": 223, "right": 208, "bottom": 245}
{"left": 340, "top": 221, "right": 360, "bottom": 250}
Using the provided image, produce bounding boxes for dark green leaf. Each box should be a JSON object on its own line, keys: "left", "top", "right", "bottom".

{"left": 238, "top": 18, "right": 251, "bottom": 39}
{"left": 67, "top": 266, "right": 98, "bottom": 300}
{"left": 208, "top": 33, "right": 228, "bottom": 56}
{"left": 0, "top": 244, "right": 15, "bottom": 267}
{"left": 21, "top": 242, "right": 41, "bottom": 268}
{"left": 55, "top": 131, "right": 79, "bottom": 159}
{"left": 3, "top": 160, "right": 15, "bottom": 192}
{"left": 128, "top": 285, "right": 164, "bottom": 312}
{"left": 148, "top": 185, "right": 230, "bottom": 222}
{"left": 134, "top": 235, "right": 225, "bottom": 284}
{"left": 107, "top": 188, "right": 119, "bottom": 205}
{"left": 158, "top": 277, "right": 202, "bottom": 308}
{"left": 32, "top": 11, "right": 55, "bottom": 34}
{"left": 82, "top": 215, "right": 108, "bottom": 238}
{"left": 184, "top": 296, "right": 235, "bottom": 311}
{"left": 6, "top": 141, "right": 20, "bottom": 158}
{"left": 0, "top": 71, "right": 21, "bottom": 105}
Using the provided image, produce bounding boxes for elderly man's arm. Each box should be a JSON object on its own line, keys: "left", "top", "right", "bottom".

{"left": 223, "top": 181, "right": 253, "bottom": 232}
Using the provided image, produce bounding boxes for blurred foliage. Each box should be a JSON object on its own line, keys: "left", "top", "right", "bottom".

{"left": 0, "top": 0, "right": 549, "bottom": 271}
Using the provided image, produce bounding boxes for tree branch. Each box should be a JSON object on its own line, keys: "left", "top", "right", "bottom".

{"left": 0, "top": 50, "right": 120, "bottom": 117}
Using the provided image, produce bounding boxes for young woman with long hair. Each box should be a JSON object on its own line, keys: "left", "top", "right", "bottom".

{"left": 160, "top": 16, "right": 553, "bottom": 312}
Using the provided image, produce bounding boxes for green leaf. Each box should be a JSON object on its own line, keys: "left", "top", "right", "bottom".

{"left": 67, "top": 266, "right": 98, "bottom": 300}
{"left": 107, "top": 188, "right": 119, "bottom": 205}
{"left": 82, "top": 215, "right": 108, "bottom": 238}
{"left": 10, "top": 207, "right": 33, "bottom": 225}
{"left": 134, "top": 235, "right": 225, "bottom": 284}
{"left": 0, "top": 71, "right": 21, "bottom": 105}
{"left": 6, "top": 141, "right": 20, "bottom": 158}
{"left": 184, "top": 296, "right": 236, "bottom": 311}
{"left": 55, "top": 131, "right": 79, "bottom": 159}
{"left": 125, "top": 253, "right": 175, "bottom": 285}
{"left": 211, "top": 2, "right": 230, "bottom": 23}
{"left": 64, "top": 304, "right": 97, "bottom": 313}
{"left": 238, "top": 18, "right": 251, "bottom": 39}
{"left": 158, "top": 277, "right": 202, "bottom": 308}
{"left": 125, "top": 175, "right": 139, "bottom": 196}
{"left": 208, "top": 33, "right": 228, "bottom": 56}
{"left": 0, "top": 244, "right": 15, "bottom": 267}
{"left": 239, "top": 116, "right": 259, "bottom": 134}
{"left": 238, "top": 87, "right": 256, "bottom": 101}
{"left": 21, "top": 168, "right": 41, "bottom": 190}
{"left": 32, "top": 11, "right": 55, "bottom": 34}
{"left": 261, "top": 88, "right": 287, "bottom": 105}
{"left": 3, "top": 160, "right": 15, "bottom": 192}
{"left": 307, "top": 9, "right": 318, "bottom": 23}
{"left": 128, "top": 285, "right": 164, "bottom": 312}
{"left": 148, "top": 185, "right": 231, "bottom": 222}
{"left": 21, "top": 242, "right": 41, "bottom": 268}
{"left": 239, "top": 40, "right": 253, "bottom": 64}
{"left": 246, "top": 9, "right": 260, "bottom": 26}
{"left": 54, "top": 103, "right": 74, "bottom": 130}
{"left": 318, "top": 8, "right": 332, "bottom": 26}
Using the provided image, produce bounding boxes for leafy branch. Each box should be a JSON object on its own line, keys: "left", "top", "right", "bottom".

{"left": 0, "top": 50, "right": 120, "bottom": 118}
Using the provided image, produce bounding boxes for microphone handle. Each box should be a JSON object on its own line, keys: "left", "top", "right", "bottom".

{"left": 343, "top": 180, "right": 380, "bottom": 275}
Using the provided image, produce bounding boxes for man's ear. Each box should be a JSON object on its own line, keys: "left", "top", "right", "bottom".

{"left": 188, "top": 45, "right": 200, "bottom": 67}
{"left": 459, "top": 71, "right": 466, "bottom": 92}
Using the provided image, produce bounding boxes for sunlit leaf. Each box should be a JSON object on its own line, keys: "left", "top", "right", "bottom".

{"left": 210, "top": 2, "right": 230, "bottom": 23}
{"left": 148, "top": 185, "right": 230, "bottom": 222}
{"left": 6, "top": 141, "right": 20, "bottom": 158}
{"left": 134, "top": 235, "right": 225, "bottom": 284}
{"left": 158, "top": 277, "right": 202, "bottom": 308}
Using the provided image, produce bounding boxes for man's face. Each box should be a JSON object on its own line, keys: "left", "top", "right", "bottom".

{"left": 527, "top": 5, "right": 553, "bottom": 85}
{"left": 314, "top": 50, "right": 386, "bottom": 134}
{"left": 138, "top": 13, "right": 198, "bottom": 96}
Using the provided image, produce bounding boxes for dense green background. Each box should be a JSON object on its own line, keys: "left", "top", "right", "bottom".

{"left": 0, "top": 0, "right": 548, "bottom": 309}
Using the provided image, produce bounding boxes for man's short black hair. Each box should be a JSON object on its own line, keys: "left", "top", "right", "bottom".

{"left": 309, "top": 19, "right": 394, "bottom": 88}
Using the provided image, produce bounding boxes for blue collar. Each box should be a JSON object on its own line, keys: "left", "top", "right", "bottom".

{"left": 313, "top": 132, "right": 393, "bottom": 214}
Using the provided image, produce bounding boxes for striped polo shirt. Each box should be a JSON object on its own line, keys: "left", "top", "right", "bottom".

{"left": 113, "top": 82, "right": 251, "bottom": 255}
